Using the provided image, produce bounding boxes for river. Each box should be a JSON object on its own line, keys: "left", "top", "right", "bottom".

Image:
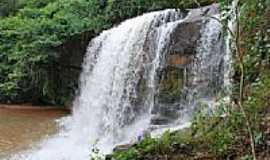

{"left": 0, "top": 105, "right": 69, "bottom": 158}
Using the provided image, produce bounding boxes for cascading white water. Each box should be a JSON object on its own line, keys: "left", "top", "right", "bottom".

{"left": 9, "top": 9, "right": 184, "bottom": 160}
{"left": 8, "top": 6, "right": 227, "bottom": 160}
{"left": 185, "top": 15, "right": 224, "bottom": 109}
{"left": 70, "top": 9, "right": 184, "bottom": 152}
{"left": 180, "top": 15, "right": 225, "bottom": 120}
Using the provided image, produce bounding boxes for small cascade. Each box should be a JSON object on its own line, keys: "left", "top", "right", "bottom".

{"left": 9, "top": 4, "right": 228, "bottom": 160}
{"left": 180, "top": 15, "right": 225, "bottom": 118}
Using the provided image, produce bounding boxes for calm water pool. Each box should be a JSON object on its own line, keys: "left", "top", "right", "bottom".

{"left": 0, "top": 105, "right": 69, "bottom": 158}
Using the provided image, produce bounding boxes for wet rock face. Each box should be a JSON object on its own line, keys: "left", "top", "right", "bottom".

{"left": 151, "top": 4, "right": 221, "bottom": 125}
{"left": 167, "top": 54, "right": 193, "bottom": 67}
{"left": 169, "top": 21, "right": 202, "bottom": 55}
{"left": 155, "top": 17, "right": 202, "bottom": 109}
{"left": 168, "top": 3, "right": 219, "bottom": 56}
{"left": 156, "top": 67, "right": 184, "bottom": 104}
{"left": 51, "top": 31, "right": 94, "bottom": 106}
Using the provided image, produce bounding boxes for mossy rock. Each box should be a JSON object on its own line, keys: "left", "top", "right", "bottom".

{"left": 156, "top": 66, "right": 184, "bottom": 104}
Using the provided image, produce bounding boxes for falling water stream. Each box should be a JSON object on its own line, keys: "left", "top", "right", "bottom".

{"left": 8, "top": 6, "right": 227, "bottom": 160}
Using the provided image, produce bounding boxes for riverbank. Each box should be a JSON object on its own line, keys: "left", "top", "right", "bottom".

{"left": 0, "top": 105, "right": 69, "bottom": 158}
{"left": 0, "top": 104, "right": 70, "bottom": 110}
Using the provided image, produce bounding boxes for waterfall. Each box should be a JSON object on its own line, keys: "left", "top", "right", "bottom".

{"left": 9, "top": 5, "right": 227, "bottom": 160}
{"left": 70, "top": 9, "right": 184, "bottom": 152}
{"left": 185, "top": 15, "right": 225, "bottom": 112}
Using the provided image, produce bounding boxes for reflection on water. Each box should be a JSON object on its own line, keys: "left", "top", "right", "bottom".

{"left": 0, "top": 105, "right": 69, "bottom": 158}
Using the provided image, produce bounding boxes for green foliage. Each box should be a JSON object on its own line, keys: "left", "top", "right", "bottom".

{"left": 190, "top": 100, "right": 258, "bottom": 157}
{"left": 0, "top": 0, "right": 27, "bottom": 17}
{"left": 240, "top": 0, "right": 270, "bottom": 84}
{"left": 113, "top": 148, "right": 139, "bottom": 160}
{"left": 111, "top": 130, "right": 194, "bottom": 159}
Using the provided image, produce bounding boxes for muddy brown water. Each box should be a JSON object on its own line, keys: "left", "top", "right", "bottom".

{"left": 0, "top": 105, "right": 69, "bottom": 158}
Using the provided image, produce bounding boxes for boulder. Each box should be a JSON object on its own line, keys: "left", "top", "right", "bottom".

{"left": 169, "top": 4, "right": 219, "bottom": 56}
{"left": 113, "top": 143, "right": 134, "bottom": 152}
{"left": 151, "top": 115, "right": 175, "bottom": 125}
{"left": 169, "top": 21, "right": 202, "bottom": 55}
{"left": 152, "top": 104, "right": 182, "bottom": 118}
